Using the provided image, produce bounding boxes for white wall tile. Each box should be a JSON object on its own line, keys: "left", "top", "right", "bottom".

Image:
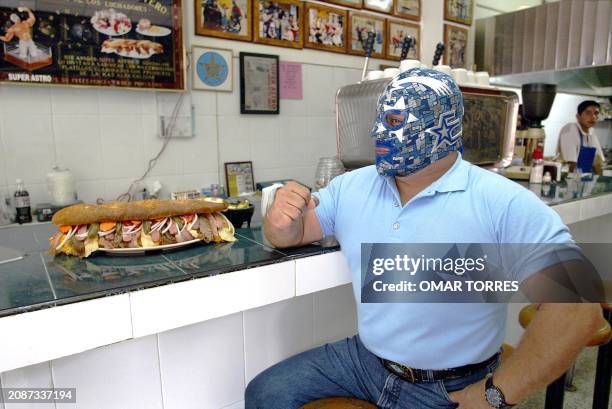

{"left": 52, "top": 336, "right": 163, "bottom": 409}
{"left": 98, "top": 89, "right": 144, "bottom": 115}
{"left": 140, "top": 93, "right": 159, "bottom": 115}
{"left": 53, "top": 115, "right": 104, "bottom": 181}
{"left": 142, "top": 116, "right": 184, "bottom": 177}
{"left": 222, "top": 400, "right": 245, "bottom": 409}
{"left": 1, "top": 363, "right": 54, "bottom": 409}
{"left": 217, "top": 62, "right": 240, "bottom": 116}
{"left": 51, "top": 88, "right": 99, "bottom": 115}
{"left": 303, "top": 65, "right": 335, "bottom": 117}
{"left": 192, "top": 90, "right": 218, "bottom": 115}
{"left": 158, "top": 313, "right": 245, "bottom": 409}
{"left": 184, "top": 116, "right": 219, "bottom": 174}
{"left": 243, "top": 295, "right": 315, "bottom": 383}
{"left": 313, "top": 284, "right": 358, "bottom": 346}
{"left": 0, "top": 85, "right": 51, "bottom": 114}
{"left": 103, "top": 178, "right": 134, "bottom": 201}
{"left": 100, "top": 115, "right": 145, "bottom": 180}
{"left": 75, "top": 180, "right": 104, "bottom": 204}
{"left": 0, "top": 294, "right": 132, "bottom": 373}
{"left": 218, "top": 116, "right": 252, "bottom": 164}
{"left": 1, "top": 115, "right": 56, "bottom": 185}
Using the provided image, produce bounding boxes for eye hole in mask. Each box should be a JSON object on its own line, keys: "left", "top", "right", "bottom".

{"left": 384, "top": 110, "right": 407, "bottom": 131}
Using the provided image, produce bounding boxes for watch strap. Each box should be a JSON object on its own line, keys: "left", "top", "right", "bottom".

{"left": 486, "top": 376, "right": 515, "bottom": 408}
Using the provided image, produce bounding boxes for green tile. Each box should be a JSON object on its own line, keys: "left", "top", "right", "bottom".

{"left": 46, "top": 253, "right": 185, "bottom": 299}
{"left": 0, "top": 254, "right": 55, "bottom": 313}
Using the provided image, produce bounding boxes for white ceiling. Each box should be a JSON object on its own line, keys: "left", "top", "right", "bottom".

{"left": 476, "top": 0, "right": 558, "bottom": 14}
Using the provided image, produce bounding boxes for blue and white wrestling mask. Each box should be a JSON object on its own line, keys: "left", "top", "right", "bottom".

{"left": 370, "top": 68, "right": 464, "bottom": 177}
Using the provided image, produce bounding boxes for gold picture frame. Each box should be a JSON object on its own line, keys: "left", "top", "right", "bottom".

{"left": 326, "top": 0, "right": 363, "bottom": 10}
{"left": 444, "top": 0, "right": 474, "bottom": 26}
{"left": 253, "top": 0, "right": 303, "bottom": 48}
{"left": 347, "top": 12, "right": 386, "bottom": 59}
{"left": 393, "top": 0, "right": 420, "bottom": 21}
{"left": 224, "top": 161, "right": 255, "bottom": 197}
{"left": 303, "top": 3, "right": 347, "bottom": 54}
{"left": 195, "top": 0, "right": 253, "bottom": 42}
{"left": 443, "top": 23, "right": 468, "bottom": 68}
{"left": 385, "top": 19, "right": 420, "bottom": 61}
{"left": 363, "top": 0, "right": 393, "bottom": 14}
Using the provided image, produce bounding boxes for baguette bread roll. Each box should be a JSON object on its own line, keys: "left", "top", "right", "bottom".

{"left": 52, "top": 199, "right": 227, "bottom": 226}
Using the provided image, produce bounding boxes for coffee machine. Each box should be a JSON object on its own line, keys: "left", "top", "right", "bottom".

{"left": 518, "top": 83, "right": 557, "bottom": 165}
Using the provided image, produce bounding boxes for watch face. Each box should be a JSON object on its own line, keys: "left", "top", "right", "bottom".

{"left": 486, "top": 388, "right": 503, "bottom": 408}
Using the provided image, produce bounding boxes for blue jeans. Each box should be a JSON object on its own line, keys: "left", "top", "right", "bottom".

{"left": 245, "top": 335, "right": 500, "bottom": 409}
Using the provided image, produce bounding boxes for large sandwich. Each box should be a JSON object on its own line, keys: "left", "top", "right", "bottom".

{"left": 49, "top": 199, "right": 236, "bottom": 258}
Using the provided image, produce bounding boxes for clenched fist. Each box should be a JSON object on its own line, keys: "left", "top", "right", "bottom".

{"left": 264, "top": 181, "right": 321, "bottom": 248}
{"left": 267, "top": 181, "right": 318, "bottom": 228}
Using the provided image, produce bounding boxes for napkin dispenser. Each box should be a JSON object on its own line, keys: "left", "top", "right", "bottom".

{"left": 335, "top": 80, "right": 519, "bottom": 171}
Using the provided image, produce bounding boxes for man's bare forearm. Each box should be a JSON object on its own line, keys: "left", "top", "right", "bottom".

{"left": 495, "top": 303, "right": 602, "bottom": 403}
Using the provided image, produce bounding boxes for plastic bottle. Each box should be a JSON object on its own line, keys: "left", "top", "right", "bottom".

{"left": 14, "top": 179, "right": 32, "bottom": 224}
{"left": 529, "top": 147, "right": 544, "bottom": 184}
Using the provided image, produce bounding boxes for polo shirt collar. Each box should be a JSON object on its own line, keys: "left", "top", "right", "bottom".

{"left": 383, "top": 152, "right": 470, "bottom": 200}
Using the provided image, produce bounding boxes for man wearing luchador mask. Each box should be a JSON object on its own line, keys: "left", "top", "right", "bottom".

{"left": 248, "top": 68, "right": 601, "bottom": 409}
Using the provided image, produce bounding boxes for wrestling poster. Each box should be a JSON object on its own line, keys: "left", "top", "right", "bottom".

{"left": 0, "top": 0, "right": 184, "bottom": 90}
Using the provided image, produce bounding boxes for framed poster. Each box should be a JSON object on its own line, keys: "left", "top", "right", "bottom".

{"left": 254, "top": 0, "right": 303, "bottom": 49}
{"left": 444, "top": 0, "right": 474, "bottom": 26}
{"left": 347, "top": 12, "right": 385, "bottom": 59}
{"left": 364, "top": 0, "right": 393, "bottom": 14}
{"left": 192, "top": 46, "right": 232, "bottom": 91}
{"left": 239, "top": 52, "right": 279, "bottom": 114}
{"left": 0, "top": 1, "right": 185, "bottom": 90}
{"left": 326, "top": 0, "right": 363, "bottom": 9}
{"left": 304, "top": 3, "right": 347, "bottom": 54}
{"left": 443, "top": 23, "right": 468, "bottom": 68}
{"left": 394, "top": 0, "right": 420, "bottom": 21}
{"left": 195, "top": 0, "right": 252, "bottom": 41}
{"left": 386, "top": 19, "right": 419, "bottom": 61}
{"left": 224, "top": 161, "right": 255, "bottom": 197}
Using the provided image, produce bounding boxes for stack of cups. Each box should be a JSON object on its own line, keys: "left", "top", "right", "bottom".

{"left": 399, "top": 59, "right": 421, "bottom": 73}
{"left": 314, "top": 157, "right": 345, "bottom": 192}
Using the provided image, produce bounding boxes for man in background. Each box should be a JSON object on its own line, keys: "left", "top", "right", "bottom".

{"left": 557, "top": 100, "right": 606, "bottom": 174}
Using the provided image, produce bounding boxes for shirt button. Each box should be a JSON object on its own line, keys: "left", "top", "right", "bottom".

{"left": 393, "top": 222, "right": 400, "bottom": 230}
{"left": 393, "top": 202, "right": 399, "bottom": 208}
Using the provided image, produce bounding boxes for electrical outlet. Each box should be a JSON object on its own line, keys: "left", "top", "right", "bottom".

{"left": 159, "top": 105, "right": 195, "bottom": 138}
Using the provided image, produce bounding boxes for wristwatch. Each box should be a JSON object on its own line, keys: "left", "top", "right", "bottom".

{"left": 485, "top": 375, "right": 515, "bottom": 408}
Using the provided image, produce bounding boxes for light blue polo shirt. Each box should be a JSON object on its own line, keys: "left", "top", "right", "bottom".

{"left": 314, "top": 154, "right": 572, "bottom": 369}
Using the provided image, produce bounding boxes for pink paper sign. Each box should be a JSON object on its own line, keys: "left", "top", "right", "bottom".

{"left": 279, "top": 62, "right": 303, "bottom": 100}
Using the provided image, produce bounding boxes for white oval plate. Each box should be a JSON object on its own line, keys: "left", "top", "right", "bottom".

{"left": 136, "top": 26, "right": 171, "bottom": 37}
{"left": 97, "top": 238, "right": 202, "bottom": 255}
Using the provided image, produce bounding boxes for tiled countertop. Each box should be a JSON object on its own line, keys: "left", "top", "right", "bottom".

{"left": 0, "top": 225, "right": 338, "bottom": 318}
{"left": 0, "top": 175, "right": 610, "bottom": 319}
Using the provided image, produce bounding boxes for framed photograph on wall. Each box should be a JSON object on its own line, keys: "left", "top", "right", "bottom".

{"left": 393, "top": 0, "right": 420, "bottom": 21}
{"left": 195, "top": 0, "right": 252, "bottom": 41}
{"left": 443, "top": 23, "right": 468, "bottom": 68}
{"left": 239, "top": 52, "right": 279, "bottom": 114}
{"left": 304, "top": 3, "right": 347, "bottom": 54}
{"left": 444, "top": 0, "right": 474, "bottom": 26}
{"left": 386, "top": 19, "right": 420, "bottom": 61}
{"left": 192, "top": 46, "right": 233, "bottom": 91}
{"left": 224, "top": 161, "right": 255, "bottom": 197}
{"left": 254, "top": 0, "right": 303, "bottom": 48}
{"left": 326, "top": 0, "right": 362, "bottom": 9}
{"left": 347, "top": 12, "right": 385, "bottom": 59}
{"left": 364, "top": 0, "right": 393, "bottom": 14}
